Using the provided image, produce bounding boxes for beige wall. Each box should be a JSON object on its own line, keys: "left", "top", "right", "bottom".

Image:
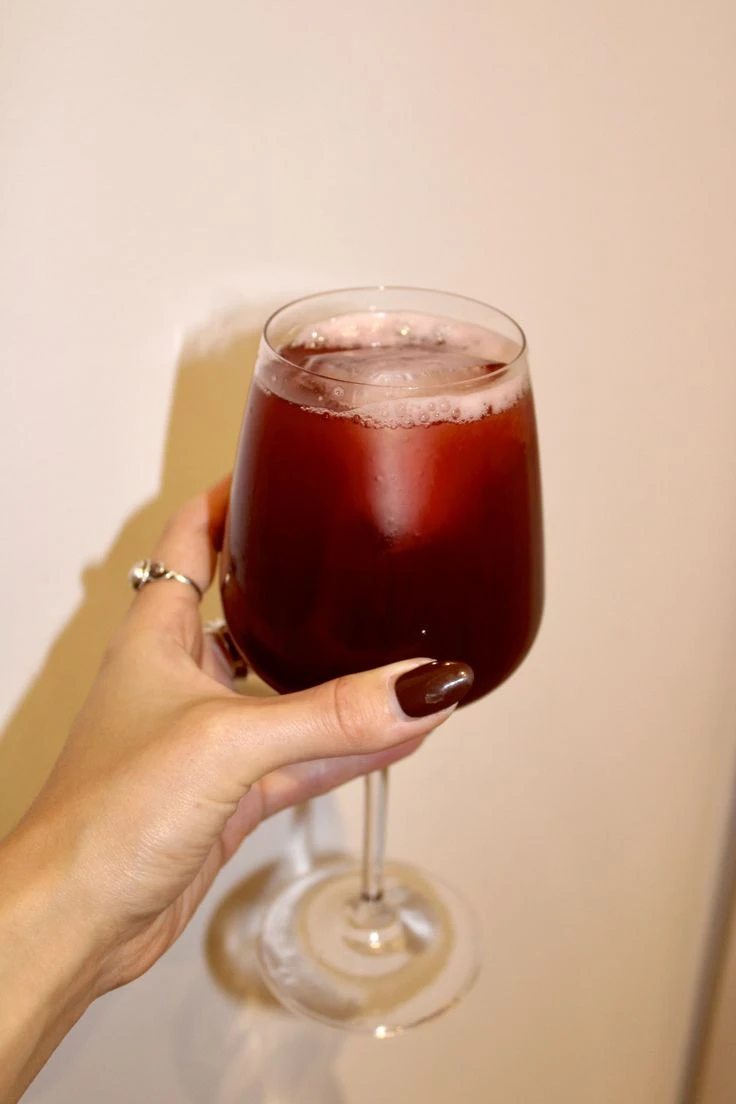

{"left": 2, "top": 1, "right": 736, "bottom": 1102}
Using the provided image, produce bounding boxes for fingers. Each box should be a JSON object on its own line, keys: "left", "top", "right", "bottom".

{"left": 215, "top": 659, "right": 474, "bottom": 783}
{"left": 258, "top": 737, "right": 425, "bottom": 821}
{"left": 131, "top": 475, "right": 231, "bottom": 630}
{"left": 218, "top": 738, "right": 424, "bottom": 862}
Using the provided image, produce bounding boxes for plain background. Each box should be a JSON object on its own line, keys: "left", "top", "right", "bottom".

{"left": 2, "top": 1, "right": 736, "bottom": 1101}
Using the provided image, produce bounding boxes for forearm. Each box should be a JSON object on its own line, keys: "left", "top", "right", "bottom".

{"left": 0, "top": 819, "right": 101, "bottom": 1102}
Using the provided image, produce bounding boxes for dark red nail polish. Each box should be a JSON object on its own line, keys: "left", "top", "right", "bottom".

{"left": 394, "top": 660, "right": 474, "bottom": 718}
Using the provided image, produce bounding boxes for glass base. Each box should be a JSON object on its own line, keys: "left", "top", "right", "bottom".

{"left": 257, "top": 861, "right": 480, "bottom": 1036}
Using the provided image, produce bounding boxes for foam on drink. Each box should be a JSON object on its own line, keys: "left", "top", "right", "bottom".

{"left": 260, "top": 311, "right": 529, "bottom": 427}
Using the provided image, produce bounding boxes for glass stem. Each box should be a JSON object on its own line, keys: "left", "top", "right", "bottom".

{"left": 360, "top": 769, "right": 389, "bottom": 901}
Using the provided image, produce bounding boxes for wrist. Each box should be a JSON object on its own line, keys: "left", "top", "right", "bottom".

{"left": 0, "top": 815, "right": 105, "bottom": 1100}
{"left": 0, "top": 808, "right": 107, "bottom": 989}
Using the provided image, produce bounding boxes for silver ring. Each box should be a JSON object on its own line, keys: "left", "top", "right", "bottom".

{"left": 128, "top": 559, "right": 204, "bottom": 600}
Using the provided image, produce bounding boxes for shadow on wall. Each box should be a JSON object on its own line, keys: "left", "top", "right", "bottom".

{"left": 174, "top": 842, "right": 349, "bottom": 1104}
{"left": 0, "top": 303, "right": 271, "bottom": 839}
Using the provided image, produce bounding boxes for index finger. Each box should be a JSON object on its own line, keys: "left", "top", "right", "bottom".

{"left": 130, "top": 474, "right": 232, "bottom": 634}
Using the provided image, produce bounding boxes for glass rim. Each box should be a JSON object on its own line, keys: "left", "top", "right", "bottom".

{"left": 262, "top": 285, "right": 528, "bottom": 392}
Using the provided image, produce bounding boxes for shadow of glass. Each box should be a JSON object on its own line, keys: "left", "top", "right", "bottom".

{"left": 173, "top": 961, "right": 346, "bottom": 1104}
{"left": 170, "top": 811, "right": 351, "bottom": 1104}
{"left": 0, "top": 301, "right": 270, "bottom": 838}
{"left": 206, "top": 806, "right": 350, "bottom": 1009}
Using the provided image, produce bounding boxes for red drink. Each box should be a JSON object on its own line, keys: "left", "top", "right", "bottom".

{"left": 222, "top": 311, "right": 543, "bottom": 704}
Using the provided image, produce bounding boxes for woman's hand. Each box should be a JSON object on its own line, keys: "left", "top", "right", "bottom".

{"left": 0, "top": 477, "right": 472, "bottom": 1101}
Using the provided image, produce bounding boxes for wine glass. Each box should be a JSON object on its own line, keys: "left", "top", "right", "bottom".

{"left": 220, "top": 287, "right": 543, "bottom": 1034}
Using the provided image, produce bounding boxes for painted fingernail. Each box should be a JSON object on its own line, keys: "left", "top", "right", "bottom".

{"left": 394, "top": 660, "right": 474, "bottom": 718}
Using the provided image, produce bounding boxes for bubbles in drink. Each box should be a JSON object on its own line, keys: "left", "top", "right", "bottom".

{"left": 263, "top": 311, "right": 528, "bottom": 427}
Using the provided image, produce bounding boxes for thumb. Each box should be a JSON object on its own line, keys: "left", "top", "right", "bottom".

{"left": 217, "top": 659, "right": 474, "bottom": 782}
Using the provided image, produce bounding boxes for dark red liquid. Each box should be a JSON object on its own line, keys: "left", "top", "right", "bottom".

{"left": 222, "top": 339, "right": 543, "bottom": 704}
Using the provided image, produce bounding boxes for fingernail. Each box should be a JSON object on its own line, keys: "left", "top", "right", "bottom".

{"left": 394, "top": 660, "right": 474, "bottom": 718}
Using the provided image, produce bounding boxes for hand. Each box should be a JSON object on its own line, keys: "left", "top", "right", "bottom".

{"left": 4, "top": 477, "right": 472, "bottom": 1000}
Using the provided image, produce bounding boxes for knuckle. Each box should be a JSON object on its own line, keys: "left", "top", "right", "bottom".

{"left": 174, "top": 697, "right": 229, "bottom": 752}
{"left": 187, "top": 695, "right": 230, "bottom": 732}
{"left": 327, "top": 676, "right": 373, "bottom": 752}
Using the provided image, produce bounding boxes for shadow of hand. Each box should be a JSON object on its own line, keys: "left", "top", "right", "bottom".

{"left": 0, "top": 304, "right": 268, "bottom": 838}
